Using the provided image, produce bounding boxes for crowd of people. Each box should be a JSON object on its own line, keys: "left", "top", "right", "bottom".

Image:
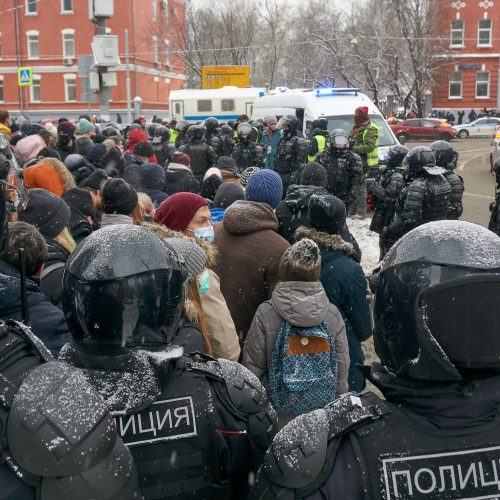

{"left": 0, "top": 106, "right": 497, "bottom": 500}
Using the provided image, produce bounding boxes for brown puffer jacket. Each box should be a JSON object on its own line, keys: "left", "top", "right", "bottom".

{"left": 213, "top": 200, "right": 290, "bottom": 343}
{"left": 242, "top": 281, "right": 350, "bottom": 395}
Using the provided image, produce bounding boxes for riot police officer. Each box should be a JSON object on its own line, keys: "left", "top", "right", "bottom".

{"left": 274, "top": 115, "right": 307, "bottom": 194}
{"left": 59, "top": 225, "right": 278, "bottom": 500}
{"left": 174, "top": 120, "right": 190, "bottom": 149}
{"left": 232, "top": 122, "right": 264, "bottom": 172}
{"left": 369, "top": 144, "right": 407, "bottom": 258}
{"left": 152, "top": 126, "right": 177, "bottom": 168}
{"left": 430, "top": 140, "right": 464, "bottom": 220}
{"left": 252, "top": 220, "right": 500, "bottom": 499}
{"left": 317, "top": 129, "right": 365, "bottom": 215}
{"left": 204, "top": 117, "right": 223, "bottom": 158}
{"left": 382, "top": 146, "right": 451, "bottom": 256}
{"left": 179, "top": 124, "right": 217, "bottom": 181}
{"left": 307, "top": 118, "right": 329, "bottom": 162}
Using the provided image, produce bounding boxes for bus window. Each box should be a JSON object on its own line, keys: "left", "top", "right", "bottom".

{"left": 198, "top": 100, "right": 212, "bottom": 112}
{"left": 175, "top": 103, "right": 181, "bottom": 114}
{"left": 221, "top": 99, "right": 235, "bottom": 111}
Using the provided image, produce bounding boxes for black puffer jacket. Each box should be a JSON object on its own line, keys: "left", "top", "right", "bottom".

{"left": 317, "top": 148, "right": 364, "bottom": 205}
{"left": 369, "top": 168, "right": 406, "bottom": 234}
{"left": 232, "top": 139, "right": 264, "bottom": 172}
{"left": 0, "top": 259, "right": 71, "bottom": 357}
{"left": 275, "top": 184, "right": 362, "bottom": 262}
{"left": 40, "top": 238, "right": 70, "bottom": 310}
{"left": 164, "top": 163, "right": 199, "bottom": 195}
{"left": 153, "top": 141, "right": 177, "bottom": 168}
{"left": 123, "top": 153, "right": 144, "bottom": 190}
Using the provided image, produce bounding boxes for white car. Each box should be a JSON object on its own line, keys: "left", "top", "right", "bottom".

{"left": 454, "top": 117, "right": 500, "bottom": 139}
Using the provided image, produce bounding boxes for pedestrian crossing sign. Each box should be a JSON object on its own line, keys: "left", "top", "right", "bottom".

{"left": 18, "top": 67, "right": 33, "bottom": 86}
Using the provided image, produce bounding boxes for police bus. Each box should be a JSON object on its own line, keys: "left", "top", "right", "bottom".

{"left": 169, "top": 87, "right": 265, "bottom": 123}
{"left": 251, "top": 87, "right": 399, "bottom": 165}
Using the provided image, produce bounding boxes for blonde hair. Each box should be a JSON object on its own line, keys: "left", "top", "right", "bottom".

{"left": 40, "top": 157, "right": 76, "bottom": 192}
{"left": 53, "top": 226, "right": 77, "bottom": 254}
{"left": 186, "top": 281, "right": 212, "bottom": 356}
{"left": 130, "top": 204, "right": 144, "bottom": 225}
{"left": 137, "top": 192, "right": 155, "bottom": 218}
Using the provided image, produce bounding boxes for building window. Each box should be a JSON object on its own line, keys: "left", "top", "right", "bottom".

{"left": 26, "top": 0, "right": 37, "bottom": 14}
{"left": 478, "top": 19, "right": 492, "bottom": 46}
{"left": 27, "top": 31, "right": 39, "bottom": 59}
{"left": 450, "top": 19, "right": 464, "bottom": 47}
{"left": 221, "top": 99, "right": 235, "bottom": 111}
{"left": 197, "top": 100, "right": 212, "bottom": 112}
{"left": 163, "top": 40, "right": 170, "bottom": 66}
{"left": 161, "top": 0, "right": 168, "bottom": 23}
{"left": 61, "top": 0, "right": 73, "bottom": 12}
{"left": 0, "top": 77, "right": 4, "bottom": 102}
{"left": 62, "top": 30, "right": 75, "bottom": 58}
{"left": 476, "top": 71, "right": 490, "bottom": 97}
{"left": 449, "top": 71, "right": 462, "bottom": 98}
{"left": 152, "top": 36, "right": 159, "bottom": 64}
{"left": 30, "top": 75, "right": 41, "bottom": 102}
{"left": 64, "top": 74, "right": 76, "bottom": 102}
{"left": 152, "top": 0, "right": 157, "bottom": 21}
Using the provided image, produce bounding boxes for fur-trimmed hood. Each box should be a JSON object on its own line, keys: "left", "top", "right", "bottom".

{"left": 142, "top": 222, "right": 217, "bottom": 268}
{"left": 294, "top": 226, "right": 357, "bottom": 260}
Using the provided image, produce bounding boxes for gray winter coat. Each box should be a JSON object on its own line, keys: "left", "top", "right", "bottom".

{"left": 242, "top": 281, "right": 349, "bottom": 396}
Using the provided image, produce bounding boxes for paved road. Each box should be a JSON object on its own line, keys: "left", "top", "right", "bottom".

{"left": 407, "top": 138, "right": 495, "bottom": 227}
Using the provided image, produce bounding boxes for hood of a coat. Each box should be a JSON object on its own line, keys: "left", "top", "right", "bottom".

{"left": 100, "top": 213, "right": 134, "bottom": 227}
{"left": 167, "top": 162, "right": 191, "bottom": 173}
{"left": 294, "top": 226, "right": 357, "bottom": 260}
{"left": 222, "top": 200, "right": 278, "bottom": 235}
{"left": 284, "top": 185, "right": 328, "bottom": 212}
{"left": 271, "top": 281, "right": 330, "bottom": 327}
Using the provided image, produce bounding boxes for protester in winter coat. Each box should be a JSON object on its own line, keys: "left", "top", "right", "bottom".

{"left": 138, "top": 162, "right": 168, "bottom": 206}
{"left": 154, "top": 192, "right": 241, "bottom": 360}
{"left": 295, "top": 194, "right": 372, "bottom": 392}
{"left": 55, "top": 120, "right": 76, "bottom": 161}
{"left": 13, "top": 134, "right": 46, "bottom": 165}
{"left": 17, "top": 188, "right": 76, "bottom": 310}
{"left": 200, "top": 174, "right": 223, "bottom": 202}
{"left": 0, "top": 110, "right": 11, "bottom": 139}
{"left": 123, "top": 141, "right": 155, "bottom": 190}
{"left": 240, "top": 166, "right": 260, "bottom": 189}
{"left": 100, "top": 178, "right": 143, "bottom": 227}
{"left": 210, "top": 183, "right": 245, "bottom": 222}
{"left": 262, "top": 116, "right": 281, "bottom": 169}
{"left": 276, "top": 162, "right": 362, "bottom": 261}
{"left": 217, "top": 156, "right": 242, "bottom": 184}
{"left": 24, "top": 157, "right": 76, "bottom": 196}
{"left": 75, "top": 118, "right": 96, "bottom": 139}
{"left": 61, "top": 188, "right": 95, "bottom": 244}
{"left": 213, "top": 170, "right": 289, "bottom": 342}
{"left": 125, "top": 127, "right": 157, "bottom": 163}
{"left": 243, "top": 238, "right": 349, "bottom": 398}
{"left": 164, "top": 151, "right": 199, "bottom": 194}
{"left": 0, "top": 221, "right": 71, "bottom": 357}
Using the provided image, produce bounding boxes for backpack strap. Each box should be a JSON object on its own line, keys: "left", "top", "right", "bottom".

{"left": 40, "top": 261, "right": 65, "bottom": 280}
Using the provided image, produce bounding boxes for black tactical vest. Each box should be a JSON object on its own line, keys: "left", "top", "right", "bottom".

{"left": 183, "top": 143, "right": 210, "bottom": 177}
{"left": 115, "top": 357, "right": 234, "bottom": 500}
{"left": 345, "top": 392, "right": 500, "bottom": 499}
{"left": 421, "top": 175, "right": 451, "bottom": 223}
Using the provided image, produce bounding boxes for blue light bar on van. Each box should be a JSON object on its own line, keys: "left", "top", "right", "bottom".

{"left": 315, "top": 88, "right": 360, "bottom": 97}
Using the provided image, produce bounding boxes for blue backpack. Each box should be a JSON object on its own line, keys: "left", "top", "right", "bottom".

{"left": 268, "top": 318, "right": 337, "bottom": 416}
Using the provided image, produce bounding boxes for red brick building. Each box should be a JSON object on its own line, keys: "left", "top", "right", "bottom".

{"left": 0, "top": 0, "right": 187, "bottom": 121}
{"left": 433, "top": 0, "right": 500, "bottom": 114}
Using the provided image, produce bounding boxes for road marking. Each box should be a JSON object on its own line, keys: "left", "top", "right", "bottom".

{"left": 463, "top": 192, "right": 494, "bottom": 200}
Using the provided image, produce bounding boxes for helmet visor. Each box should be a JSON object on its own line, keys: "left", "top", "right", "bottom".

{"left": 64, "top": 269, "right": 185, "bottom": 349}
{"left": 332, "top": 135, "right": 349, "bottom": 148}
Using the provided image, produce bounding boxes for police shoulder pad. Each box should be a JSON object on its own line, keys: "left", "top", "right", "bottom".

{"left": 261, "top": 408, "right": 330, "bottom": 489}
{"left": 218, "top": 359, "right": 269, "bottom": 414}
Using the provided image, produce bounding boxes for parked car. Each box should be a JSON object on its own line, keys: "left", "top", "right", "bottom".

{"left": 491, "top": 126, "right": 500, "bottom": 171}
{"left": 427, "top": 118, "right": 452, "bottom": 128}
{"left": 390, "top": 118, "right": 457, "bottom": 142}
{"left": 454, "top": 117, "right": 500, "bottom": 139}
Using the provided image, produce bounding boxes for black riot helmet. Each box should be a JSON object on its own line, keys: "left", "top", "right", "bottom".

{"left": 312, "top": 117, "right": 328, "bottom": 131}
{"left": 220, "top": 124, "right": 233, "bottom": 135}
{"left": 329, "top": 128, "right": 350, "bottom": 149}
{"left": 372, "top": 220, "right": 500, "bottom": 382}
{"left": 277, "top": 115, "right": 299, "bottom": 134}
{"left": 62, "top": 225, "right": 187, "bottom": 351}
{"left": 204, "top": 117, "right": 219, "bottom": 131}
{"left": 148, "top": 122, "right": 159, "bottom": 139}
{"left": 152, "top": 125, "right": 170, "bottom": 144}
{"left": 102, "top": 126, "right": 123, "bottom": 139}
{"left": 429, "top": 140, "right": 455, "bottom": 169}
{"left": 237, "top": 122, "right": 252, "bottom": 137}
{"left": 187, "top": 124, "right": 204, "bottom": 142}
{"left": 405, "top": 146, "right": 436, "bottom": 178}
{"left": 387, "top": 144, "right": 409, "bottom": 169}
{"left": 175, "top": 120, "right": 189, "bottom": 133}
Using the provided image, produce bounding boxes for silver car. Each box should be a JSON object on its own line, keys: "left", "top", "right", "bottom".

{"left": 455, "top": 117, "right": 500, "bottom": 139}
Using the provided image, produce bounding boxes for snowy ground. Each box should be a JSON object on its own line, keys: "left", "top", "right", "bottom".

{"left": 346, "top": 216, "right": 380, "bottom": 276}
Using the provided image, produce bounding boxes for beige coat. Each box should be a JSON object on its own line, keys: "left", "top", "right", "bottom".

{"left": 201, "top": 269, "right": 241, "bottom": 361}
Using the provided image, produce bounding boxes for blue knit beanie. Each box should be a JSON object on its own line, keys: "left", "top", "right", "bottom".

{"left": 245, "top": 169, "right": 283, "bottom": 209}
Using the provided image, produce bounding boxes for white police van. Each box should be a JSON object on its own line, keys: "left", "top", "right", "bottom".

{"left": 251, "top": 87, "right": 399, "bottom": 164}
{"left": 169, "top": 86, "right": 265, "bottom": 123}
